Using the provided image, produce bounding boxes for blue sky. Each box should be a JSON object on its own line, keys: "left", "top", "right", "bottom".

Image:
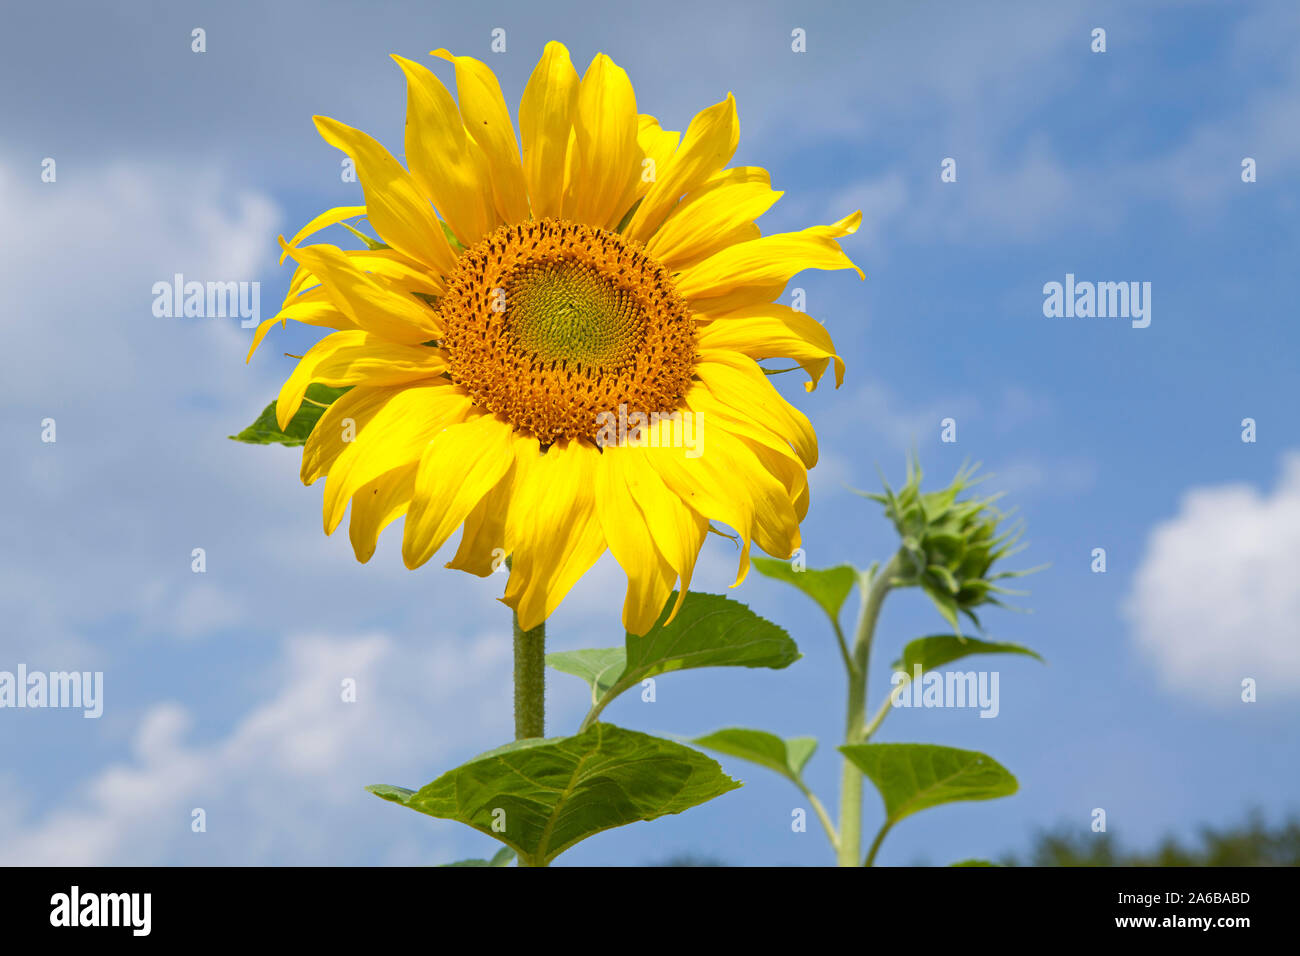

{"left": 2, "top": 0, "right": 1297, "bottom": 866}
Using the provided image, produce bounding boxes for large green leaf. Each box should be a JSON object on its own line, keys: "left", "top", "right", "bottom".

{"left": 840, "top": 743, "right": 1017, "bottom": 826}
{"left": 442, "top": 847, "right": 516, "bottom": 867}
{"left": 752, "top": 557, "right": 858, "bottom": 631}
{"left": 547, "top": 592, "right": 798, "bottom": 716}
{"left": 891, "top": 635, "right": 1043, "bottom": 675}
{"left": 367, "top": 723, "right": 739, "bottom": 866}
{"left": 228, "top": 383, "right": 350, "bottom": 446}
{"left": 692, "top": 728, "right": 817, "bottom": 786}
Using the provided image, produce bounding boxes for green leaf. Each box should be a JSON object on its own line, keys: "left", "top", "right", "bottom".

{"left": 891, "top": 635, "right": 1043, "bottom": 675}
{"left": 366, "top": 783, "right": 416, "bottom": 805}
{"left": 441, "top": 847, "right": 516, "bottom": 867}
{"left": 544, "top": 648, "right": 627, "bottom": 705}
{"left": 546, "top": 591, "right": 799, "bottom": 716}
{"left": 840, "top": 743, "right": 1017, "bottom": 826}
{"left": 923, "top": 584, "right": 965, "bottom": 637}
{"left": 692, "top": 728, "right": 817, "bottom": 786}
{"left": 752, "top": 557, "right": 858, "bottom": 631}
{"left": 950, "top": 859, "right": 999, "bottom": 867}
{"left": 228, "top": 383, "right": 350, "bottom": 446}
{"left": 368, "top": 723, "right": 740, "bottom": 866}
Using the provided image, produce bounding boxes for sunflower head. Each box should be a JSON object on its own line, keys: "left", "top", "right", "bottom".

{"left": 250, "top": 41, "right": 863, "bottom": 634}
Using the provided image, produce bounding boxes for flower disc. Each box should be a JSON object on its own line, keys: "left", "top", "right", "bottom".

{"left": 437, "top": 218, "right": 697, "bottom": 444}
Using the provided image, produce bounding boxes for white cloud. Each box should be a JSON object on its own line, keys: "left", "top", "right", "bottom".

{"left": 0, "top": 159, "right": 283, "bottom": 659}
{"left": 0, "top": 160, "right": 278, "bottom": 403}
{"left": 1126, "top": 454, "right": 1300, "bottom": 702}
{"left": 0, "top": 630, "right": 523, "bottom": 865}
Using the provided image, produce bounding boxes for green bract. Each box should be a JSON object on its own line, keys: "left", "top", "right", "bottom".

{"left": 859, "top": 460, "right": 1035, "bottom": 636}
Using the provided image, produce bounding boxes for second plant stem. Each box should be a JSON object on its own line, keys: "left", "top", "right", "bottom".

{"left": 836, "top": 552, "right": 901, "bottom": 867}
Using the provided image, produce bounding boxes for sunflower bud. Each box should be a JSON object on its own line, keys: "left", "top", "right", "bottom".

{"left": 862, "top": 460, "right": 1034, "bottom": 636}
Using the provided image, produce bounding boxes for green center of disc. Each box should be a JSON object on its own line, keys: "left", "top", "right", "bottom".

{"left": 506, "top": 258, "right": 643, "bottom": 369}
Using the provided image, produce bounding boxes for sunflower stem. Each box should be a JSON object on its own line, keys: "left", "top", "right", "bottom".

{"left": 513, "top": 611, "right": 546, "bottom": 740}
{"left": 506, "top": 557, "right": 546, "bottom": 741}
{"left": 836, "top": 551, "right": 901, "bottom": 867}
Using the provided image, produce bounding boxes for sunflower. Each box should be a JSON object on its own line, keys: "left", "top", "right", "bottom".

{"left": 250, "top": 42, "right": 862, "bottom": 635}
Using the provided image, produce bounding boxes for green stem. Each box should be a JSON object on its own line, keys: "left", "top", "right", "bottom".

{"left": 799, "top": 784, "right": 840, "bottom": 851}
{"left": 577, "top": 687, "right": 614, "bottom": 733}
{"left": 837, "top": 711, "right": 866, "bottom": 866}
{"left": 512, "top": 609, "right": 546, "bottom": 741}
{"left": 502, "top": 559, "right": 546, "bottom": 867}
{"left": 862, "top": 683, "right": 901, "bottom": 742}
{"left": 505, "top": 556, "right": 546, "bottom": 742}
{"left": 830, "top": 619, "right": 854, "bottom": 675}
{"left": 864, "top": 821, "right": 892, "bottom": 867}
{"left": 836, "top": 552, "right": 902, "bottom": 867}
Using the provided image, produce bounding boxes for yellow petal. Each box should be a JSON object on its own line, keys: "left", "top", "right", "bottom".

{"left": 287, "top": 261, "right": 319, "bottom": 298}
{"left": 384, "top": 54, "right": 496, "bottom": 251}
{"left": 246, "top": 317, "right": 282, "bottom": 362}
{"left": 519, "top": 41, "right": 580, "bottom": 220}
{"left": 431, "top": 48, "right": 530, "bottom": 225}
{"left": 645, "top": 167, "right": 780, "bottom": 269}
{"left": 301, "top": 385, "right": 406, "bottom": 485}
{"left": 806, "top": 210, "right": 863, "bottom": 239}
{"left": 697, "top": 303, "right": 844, "bottom": 390}
{"left": 566, "top": 53, "right": 640, "bottom": 229}
{"left": 349, "top": 462, "right": 417, "bottom": 563}
{"left": 748, "top": 435, "right": 810, "bottom": 522}
{"left": 685, "top": 280, "right": 788, "bottom": 317}
{"left": 634, "top": 115, "right": 680, "bottom": 201}
{"left": 281, "top": 241, "right": 441, "bottom": 344}
{"left": 246, "top": 299, "right": 357, "bottom": 363}
{"left": 560, "top": 126, "right": 580, "bottom": 208}
{"left": 339, "top": 249, "right": 446, "bottom": 297}
{"left": 287, "top": 250, "right": 445, "bottom": 303}
{"left": 391, "top": 54, "right": 496, "bottom": 248}
{"left": 595, "top": 447, "right": 678, "bottom": 635}
{"left": 401, "top": 412, "right": 519, "bottom": 569}
{"left": 313, "top": 115, "right": 458, "bottom": 275}
{"left": 695, "top": 348, "right": 819, "bottom": 467}
{"left": 685, "top": 387, "right": 809, "bottom": 521}
{"left": 503, "top": 438, "right": 607, "bottom": 630}
{"left": 624, "top": 95, "right": 739, "bottom": 242}
{"left": 280, "top": 205, "right": 367, "bottom": 264}
{"left": 676, "top": 214, "right": 864, "bottom": 305}
{"left": 605, "top": 446, "right": 709, "bottom": 628}
{"left": 446, "top": 461, "right": 517, "bottom": 576}
{"left": 321, "top": 384, "right": 472, "bottom": 534}
{"left": 275, "top": 330, "right": 449, "bottom": 430}
{"left": 656, "top": 416, "right": 801, "bottom": 580}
